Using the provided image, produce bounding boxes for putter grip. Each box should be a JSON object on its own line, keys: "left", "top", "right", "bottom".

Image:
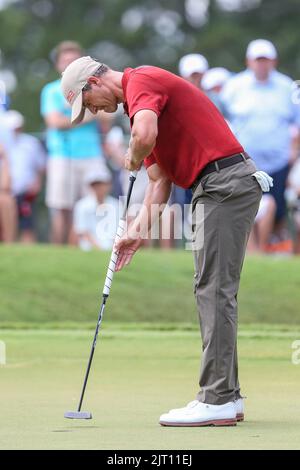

{"left": 102, "top": 218, "right": 126, "bottom": 296}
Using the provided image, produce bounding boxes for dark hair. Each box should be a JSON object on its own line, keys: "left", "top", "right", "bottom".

{"left": 82, "top": 64, "right": 110, "bottom": 91}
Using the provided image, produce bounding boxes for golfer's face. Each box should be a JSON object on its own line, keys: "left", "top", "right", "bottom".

{"left": 83, "top": 83, "right": 118, "bottom": 114}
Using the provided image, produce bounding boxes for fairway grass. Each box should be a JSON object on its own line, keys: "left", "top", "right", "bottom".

{"left": 0, "top": 327, "right": 300, "bottom": 450}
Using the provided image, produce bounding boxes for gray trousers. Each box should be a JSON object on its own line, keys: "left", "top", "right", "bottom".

{"left": 192, "top": 158, "right": 262, "bottom": 405}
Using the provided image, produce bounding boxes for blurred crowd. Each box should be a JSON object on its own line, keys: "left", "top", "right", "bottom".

{"left": 1, "top": 39, "right": 300, "bottom": 254}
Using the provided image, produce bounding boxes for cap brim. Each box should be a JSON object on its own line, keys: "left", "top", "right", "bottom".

{"left": 71, "top": 91, "right": 86, "bottom": 125}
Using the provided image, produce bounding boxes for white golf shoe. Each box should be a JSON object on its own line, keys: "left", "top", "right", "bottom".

{"left": 166, "top": 398, "right": 245, "bottom": 422}
{"left": 159, "top": 400, "right": 237, "bottom": 427}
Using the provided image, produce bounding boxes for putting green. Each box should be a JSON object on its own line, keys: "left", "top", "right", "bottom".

{"left": 0, "top": 326, "right": 300, "bottom": 450}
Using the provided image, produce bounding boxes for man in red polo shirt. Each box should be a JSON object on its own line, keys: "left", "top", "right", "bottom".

{"left": 61, "top": 57, "right": 272, "bottom": 427}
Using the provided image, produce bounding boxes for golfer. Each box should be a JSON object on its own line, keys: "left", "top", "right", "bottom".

{"left": 61, "top": 57, "right": 272, "bottom": 427}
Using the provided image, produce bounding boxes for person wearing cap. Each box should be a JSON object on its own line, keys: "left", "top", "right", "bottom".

{"left": 3, "top": 110, "right": 46, "bottom": 243}
{"left": 222, "top": 39, "right": 300, "bottom": 237}
{"left": 61, "top": 57, "right": 273, "bottom": 427}
{"left": 73, "top": 164, "right": 119, "bottom": 251}
{"left": 202, "top": 67, "right": 231, "bottom": 113}
{"left": 178, "top": 53, "right": 208, "bottom": 89}
{"left": 40, "top": 41, "right": 105, "bottom": 245}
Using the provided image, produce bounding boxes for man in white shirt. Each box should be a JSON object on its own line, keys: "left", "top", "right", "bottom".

{"left": 0, "top": 116, "right": 17, "bottom": 242}
{"left": 222, "top": 39, "right": 300, "bottom": 228}
{"left": 4, "top": 110, "right": 46, "bottom": 243}
{"left": 74, "top": 165, "right": 120, "bottom": 251}
{"left": 178, "top": 53, "right": 209, "bottom": 90}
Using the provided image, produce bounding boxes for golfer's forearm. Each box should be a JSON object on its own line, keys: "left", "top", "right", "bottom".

{"left": 128, "top": 179, "right": 171, "bottom": 239}
{"left": 129, "top": 133, "right": 156, "bottom": 166}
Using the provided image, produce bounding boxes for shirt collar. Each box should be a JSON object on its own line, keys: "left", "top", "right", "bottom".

{"left": 122, "top": 67, "right": 134, "bottom": 116}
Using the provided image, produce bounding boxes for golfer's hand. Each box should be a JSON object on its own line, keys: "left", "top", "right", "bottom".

{"left": 124, "top": 150, "right": 142, "bottom": 172}
{"left": 114, "top": 235, "right": 142, "bottom": 271}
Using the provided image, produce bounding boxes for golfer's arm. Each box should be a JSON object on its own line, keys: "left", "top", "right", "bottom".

{"left": 129, "top": 110, "right": 158, "bottom": 166}
{"left": 128, "top": 163, "right": 172, "bottom": 239}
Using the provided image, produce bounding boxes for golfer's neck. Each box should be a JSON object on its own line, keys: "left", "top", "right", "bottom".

{"left": 107, "top": 70, "right": 125, "bottom": 103}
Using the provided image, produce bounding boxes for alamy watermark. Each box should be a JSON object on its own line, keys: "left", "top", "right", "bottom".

{"left": 95, "top": 199, "right": 205, "bottom": 251}
{"left": 0, "top": 341, "right": 6, "bottom": 366}
{"left": 291, "top": 340, "right": 300, "bottom": 365}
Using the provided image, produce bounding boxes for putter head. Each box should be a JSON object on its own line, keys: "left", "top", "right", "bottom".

{"left": 64, "top": 411, "right": 92, "bottom": 420}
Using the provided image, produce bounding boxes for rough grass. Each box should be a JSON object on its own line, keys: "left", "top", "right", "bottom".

{"left": 0, "top": 245, "right": 300, "bottom": 327}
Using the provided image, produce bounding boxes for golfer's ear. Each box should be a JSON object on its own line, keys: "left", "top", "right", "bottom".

{"left": 87, "top": 76, "right": 101, "bottom": 86}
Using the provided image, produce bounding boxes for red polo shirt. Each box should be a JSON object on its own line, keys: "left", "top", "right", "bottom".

{"left": 122, "top": 66, "right": 243, "bottom": 189}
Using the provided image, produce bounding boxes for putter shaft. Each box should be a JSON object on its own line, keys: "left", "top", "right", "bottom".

{"left": 66, "top": 172, "right": 137, "bottom": 419}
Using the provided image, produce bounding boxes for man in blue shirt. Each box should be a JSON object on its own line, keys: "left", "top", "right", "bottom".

{"left": 41, "top": 41, "right": 104, "bottom": 244}
{"left": 222, "top": 39, "right": 300, "bottom": 226}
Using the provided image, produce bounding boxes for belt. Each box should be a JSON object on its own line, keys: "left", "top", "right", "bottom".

{"left": 190, "top": 152, "right": 250, "bottom": 192}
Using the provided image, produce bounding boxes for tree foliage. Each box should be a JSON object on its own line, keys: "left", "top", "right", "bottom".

{"left": 0, "top": 0, "right": 300, "bottom": 130}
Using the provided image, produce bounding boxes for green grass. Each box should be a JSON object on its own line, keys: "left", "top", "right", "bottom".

{"left": 0, "top": 246, "right": 299, "bottom": 449}
{"left": 0, "top": 327, "right": 300, "bottom": 450}
{"left": 0, "top": 245, "right": 300, "bottom": 327}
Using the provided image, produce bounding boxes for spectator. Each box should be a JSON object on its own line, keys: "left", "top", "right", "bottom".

{"left": 222, "top": 39, "right": 300, "bottom": 231}
{"left": 178, "top": 53, "right": 208, "bottom": 90}
{"left": 73, "top": 165, "right": 119, "bottom": 251}
{"left": 247, "top": 194, "right": 277, "bottom": 253}
{"left": 285, "top": 158, "right": 300, "bottom": 253}
{"left": 105, "top": 126, "right": 149, "bottom": 205}
{"left": 4, "top": 110, "right": 46, "bottom": 243}
{"left": 202, "top": 67, "right": 231, "bottom": 113}
{"left": 0, "top": 81, "right": 9, "bottom": 112}
{"left": 41, "top": 41, "right": 105, "bottom": 244}
{"left": 0, "top": 123, "right": 17, "bottom": 242}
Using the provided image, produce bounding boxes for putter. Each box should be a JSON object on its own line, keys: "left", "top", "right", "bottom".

{"left": 65, "top": 171, "right": 138, "bottom": 420}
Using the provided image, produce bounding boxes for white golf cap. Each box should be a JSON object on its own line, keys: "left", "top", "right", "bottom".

{"left": 179, "top": 54, "right": 209, "bottom": 78}
{"left": 201, "top": 67, "right": 231, "bottom": 91}
{"left": 3, "top": 110, "right": 24, "bottom": 129}
{"left": 61, "top": 56, "right": 102, "bottom": 124}
{"left": 246, "top": 39, "right": 277, "bottom": 60}
{"left": 84, "top": 164, "right": 112, "bottom": 185}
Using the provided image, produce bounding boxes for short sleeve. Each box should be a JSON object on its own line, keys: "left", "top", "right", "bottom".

{"left": 126, "top": 73, "right": 168, "bottom": 120}
{"left": 41, "top": 83, "right": 65, "bottom": 116}
{"left": 144, "top": 153, "right": 157, "bottom": 169}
